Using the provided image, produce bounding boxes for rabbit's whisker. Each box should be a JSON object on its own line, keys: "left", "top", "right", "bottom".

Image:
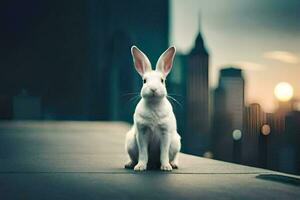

{"left": 128, "top": 95, "right": 141, "bottom": 104}
{"left": 122, "top": 92, "right": 140, "bottom": 97}
{"left": 167, "top": 95, "right": 183, "bottom": 109}
{"left": 167, "top": 93, "right": 183, "bottom": 97}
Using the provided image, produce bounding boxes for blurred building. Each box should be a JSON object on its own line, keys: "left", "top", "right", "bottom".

{"left": 185, "top": 31, "right": 210, "bottom": 155}
{"left": 244, "top": 103, "right": 266, "bottom": 136}
{"left": 168, "top": 54, "right": 187, "bottom": 139}
{"left": 169, "top": 27, "right": 210, "bottom": 155}
{"left": 0, "top": 0, "right": 169, "bottom": 121}
{"left": 243, "top": 103, "right": 267, "bottom": 167}
{"left": 267, "top": 100, "right": 300, "bottom": 175}
{"left": 212, "top": 67, "right": 244, "bottom": 162}
{"left": 219, "top": 68, "right": 245, "bottom": 131}
{"left": 238, "top": 99, "right": 300, "bottom": 175}
{"left": 283, "top": 111, "right": 300, "bottom": 174}
{"left": 270, "top": 99, "right": 294, "bottom": 134}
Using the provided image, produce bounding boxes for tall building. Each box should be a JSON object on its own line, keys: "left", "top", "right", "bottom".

{"left": 212, "top": 67, "right": 245, "bottom": 162}
{"left": 168, "top": 54, "right": 187, "bottom": 139}
{"left": 284, "top": 111, "right": 300, "bottom": 174}
{"left": 241, "top": 100, "right": 300, "bottom": 174}
{"left": 185, "top": 30, "right": 210, "bottom": 155}
{"left": 219, "top": 68, "right": 244, "bottom": 131}
{"left": 243, "top": 103, "right": 267, "bottom": 166}
{"left": 271, "top": 99, "right": 294, "bottom": 135}
{"left": 267, "top": 102, "right": 300, "bottom": 174}
{"left": 244, "top": 103, "right": 267, "bottom": 136}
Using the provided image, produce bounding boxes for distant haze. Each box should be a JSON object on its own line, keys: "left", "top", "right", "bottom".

{"left": 170, "top": 0, "right": 300, "bottom": 112}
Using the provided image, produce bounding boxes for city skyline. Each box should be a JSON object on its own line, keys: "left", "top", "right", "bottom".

{"left": 170, "top": 0, "right": 300, "bottom": 112}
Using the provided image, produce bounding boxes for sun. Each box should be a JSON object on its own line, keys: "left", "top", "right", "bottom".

{"left": 274, "top": 82, "right": 294, "bottom": 102}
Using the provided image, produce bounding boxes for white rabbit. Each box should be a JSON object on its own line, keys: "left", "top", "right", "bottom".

{"left": 125, "top": 45, "right": 181, "bottom": 171}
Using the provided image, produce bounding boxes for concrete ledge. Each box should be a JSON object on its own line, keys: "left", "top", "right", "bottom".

{"left": 0, "top": 121, "right": 299, "bottom": 199}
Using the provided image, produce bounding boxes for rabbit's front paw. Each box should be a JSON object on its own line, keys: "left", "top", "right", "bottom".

{"left": 160, "top": 163, "right": 172, "bottom": 171}
{"left": 124, "top": 160, "right": 136, "bottom": 169}
{"left": 134, "top": 162, "right": 147, "bottom": 171}
{"left": 170, "top": 161, "right": 178, "bottom": 169}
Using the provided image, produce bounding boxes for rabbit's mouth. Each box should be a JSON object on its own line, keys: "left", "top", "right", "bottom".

{"left": 143, "top": 91, "right": 164, "bottom": 99}
{"left": 151, "top": 91, "right": 158, "bottom": 97}
{"left": 151, "top": 89, "right": 165, "bottom": 97}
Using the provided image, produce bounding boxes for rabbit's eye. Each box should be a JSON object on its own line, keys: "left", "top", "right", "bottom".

{"left": 143, "top": 79, "right": 147, "bottom": 84}
{"left": 161, "top": 78, "right": 164, "bottom": 83}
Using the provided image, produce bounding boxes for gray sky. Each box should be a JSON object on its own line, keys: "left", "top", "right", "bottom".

{"left": 170, "top": 0, "right": 300, "bottom": 112}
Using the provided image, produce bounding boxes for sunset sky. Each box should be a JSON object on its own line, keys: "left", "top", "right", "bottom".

{"left": 170, "top": 0, "right": 300, "bottom": 112}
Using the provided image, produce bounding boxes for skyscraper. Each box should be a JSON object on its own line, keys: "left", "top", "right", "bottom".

{"left": 185, "top": 30, "right": 209, "bottom": 155}
{"left": 168, "top": 53, "right": 186, "bottom": 139}
{"left": 212, "top": 67, "right": 245, "bottom": 161}
{"left": 243, "top": 103, "right": 267, "bottom": 166}
{"left": 219, "top": 68, "right": 244, "bottom": 131}
{"left": 244, "top": 103, "right": 266, "bottom": 136}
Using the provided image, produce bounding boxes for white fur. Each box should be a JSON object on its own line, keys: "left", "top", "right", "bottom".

{"left": 125, "top": 46, "right": 181, "bottom": 171}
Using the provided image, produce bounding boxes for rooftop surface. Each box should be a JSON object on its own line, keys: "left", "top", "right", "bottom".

{"left": 0, "top": 121, "right": 299, "bottom": 199}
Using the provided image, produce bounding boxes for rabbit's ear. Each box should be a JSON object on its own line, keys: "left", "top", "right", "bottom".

{"left": 131, "top": 46, "right": 151, "bottom": 76}
{"left": 156, "top": 46, "right": 176, "bottom": 76}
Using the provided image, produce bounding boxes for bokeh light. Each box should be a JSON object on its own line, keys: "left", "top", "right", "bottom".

{"left": 261, "top": 124, "right": 271, "bottom": 136}
{"left": 232, "top": 129, "right": 242, "bottom": 141}
{"left": 203, "top": 151, "right": 213, "bottom": 159}
{"left": 274, "top": 82, "right": 294, "bottom": 102}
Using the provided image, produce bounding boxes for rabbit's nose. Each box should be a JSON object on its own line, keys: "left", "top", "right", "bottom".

{"left": 150, "top": 88, "right": 157, "bottom": 93}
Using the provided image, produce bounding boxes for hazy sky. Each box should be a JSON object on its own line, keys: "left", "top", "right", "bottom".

{"left": 170, "top": 0, "right": 300, "bottom": 112}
